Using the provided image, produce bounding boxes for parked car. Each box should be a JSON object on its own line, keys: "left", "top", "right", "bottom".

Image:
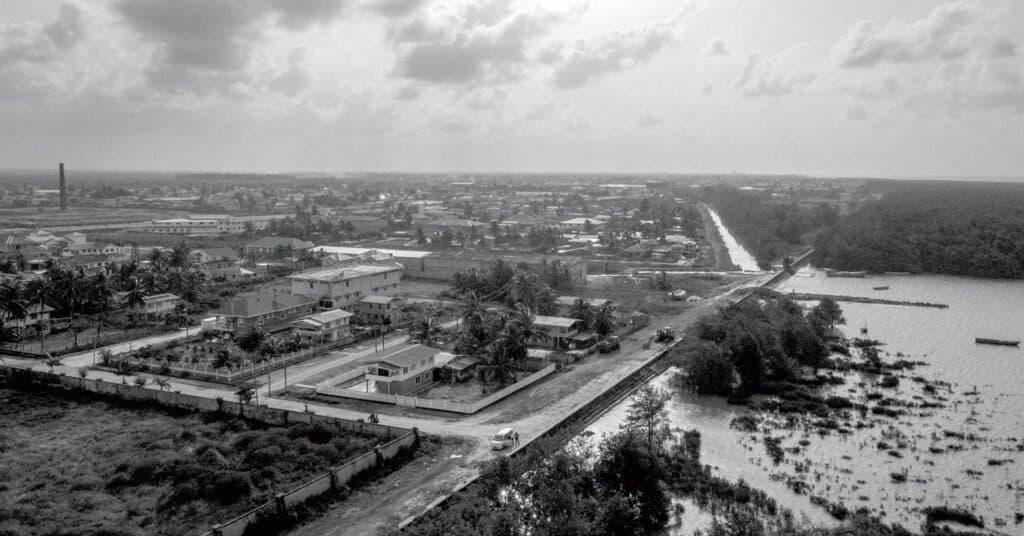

{"left": 491, "top": 427, "right": 516, "bottom": 450}
{"left": 597, "top": 336, "right": 621, "bottom": 353}
{"left": 655, "top": 327, "right": 676, "bottom": 342}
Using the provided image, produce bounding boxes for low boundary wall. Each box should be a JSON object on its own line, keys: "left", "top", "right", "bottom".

{"left": 316, "top": 364, "right": 557, "bottom": 414}
{"left": 0, "top": 365, "right": 419, "bottom": 536}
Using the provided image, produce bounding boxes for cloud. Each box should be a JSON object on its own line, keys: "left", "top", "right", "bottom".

{"left": 391, "top": 2, "right": 565, "bottom": 85}
{"left": 264, "top": 49, "right": 310, "bottom": 96}
{"left": 990, "top": 36, "right": 1016, "bottom": 58}
{"left": 638, "top": 112, "right": 663, "bottom": 127}
{"left": 705, "top": 39, "right": 728, "bottom": 56}
{"left": 0, "top": 3, "right": 85, "bottom": 65}
{"left": 833, "top": 1, "right": 989, "bottom": 69}
{"left": 116, "top": 0, "right": 347, "bottom": 94}
{"left": 362, "top": 0, "right": 424, "bottom": 18}
{"left": 846, "top": 104, "right": 868, "bottom": 120}
{"left": 734, "top": 47, "right": 816, "bottom": 98}
{"left": 551, "top": 21, "right": 677, "bottom": 89}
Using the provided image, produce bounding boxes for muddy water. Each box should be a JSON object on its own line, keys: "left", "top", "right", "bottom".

{"left": 587, "top": 267, "right": 1024, "bottom": 532}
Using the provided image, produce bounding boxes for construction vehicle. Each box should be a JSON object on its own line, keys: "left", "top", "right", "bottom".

{"left": 655, "top": 327, "right": 675, "bottom": 342}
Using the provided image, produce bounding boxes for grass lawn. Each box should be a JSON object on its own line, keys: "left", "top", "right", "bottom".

{"left": 0, "top": 388, "right": 386, "bottom": 536}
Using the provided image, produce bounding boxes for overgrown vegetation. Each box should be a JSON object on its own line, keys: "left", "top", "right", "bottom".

{"left": 702, "top": 186, "right": 837, "bottom": 268}
{"left": 0, "top": 387, "right": 387, "bottom": 536}
{"left": 674, "top": 295, "right": 844, "bottom": 395}
{"left": 813, "top": 182, "right": 1024, "bottom": 278}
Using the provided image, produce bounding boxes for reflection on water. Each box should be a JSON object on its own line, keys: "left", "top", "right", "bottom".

{"left": 706, "top": 208, "right": 760, "bottom": 271}
{"left": 587, "top": 267, "right": 1024, "bottom": 531}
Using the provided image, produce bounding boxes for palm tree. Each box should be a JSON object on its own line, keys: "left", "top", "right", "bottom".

{"left": 592, "top": 303, "right": 616, "bottom": 338}
{"left": 148, "top": 248, "right": 167, "bottom": 272}
{"left": 89, "top": 271, "right": 116, "bottom": 351}
{"left": 24, "top": 277, "right": 51, "bottom": 352}
{"left": 154, "top": 377, "right": 171, "bottom": 391}
{"left": 45, "top": 357, "right": 61, "bottom": 373}
{"left": 122, "top": 277, "right": 147, "bottom": 331}
{"left": 168, "top": 242, "right": 193, "bottom": 270}
{"left": 568, "top": 297, "right": 593, "bottom": 330}
{"left": 458, "top": 291, "right": 484, "bottom": 328}
{"left": 0, "top": 280, "right": 27, "bottom": 349}
{"left": 410, "top": 315, "right": 442, "bottom": 346}
{"left": 259, "top": 336, "right": 287, "bottom": 358}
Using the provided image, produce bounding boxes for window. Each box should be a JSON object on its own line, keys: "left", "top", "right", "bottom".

{"left": 415, "top": 376, "right": 421, "bottom": 384}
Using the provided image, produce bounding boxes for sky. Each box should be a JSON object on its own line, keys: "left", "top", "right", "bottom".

{"left": 0, "top": 0, "right": 1022, "bottom": 177}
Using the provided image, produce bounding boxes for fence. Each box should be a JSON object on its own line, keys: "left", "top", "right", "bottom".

{"left": 0, "top": 365, "right": 419, "bottom": 536}
{"left": 316, "top": 364, "right": 558, "bottom": 414}
{"left": 116, "top": 337, "right": 355, "bottom": 384}
{"left": 204, "top": 431, "right": 418, "bottom": 536}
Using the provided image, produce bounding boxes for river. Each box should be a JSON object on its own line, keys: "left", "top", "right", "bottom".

{"left": 586, "top": 238, "right": 1024, "bottom": 532}
{"left": 706, "top": 208, "right": 760, "bottom": 272}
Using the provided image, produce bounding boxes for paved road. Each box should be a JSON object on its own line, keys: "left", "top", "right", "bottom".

{"left": 4, "top": 275, "right": 765, "bottom": 535}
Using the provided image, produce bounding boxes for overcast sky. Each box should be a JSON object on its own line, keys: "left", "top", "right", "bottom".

{"left": 1, "top": 0, "right": 1022, "bottom": 177}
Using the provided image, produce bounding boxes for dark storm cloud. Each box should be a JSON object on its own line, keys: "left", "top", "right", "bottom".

{"left": 117, "top": 0, "right": 346, "bottom": 93}
{"left": 551, "top": 23, "right": 675, "bottom": 89}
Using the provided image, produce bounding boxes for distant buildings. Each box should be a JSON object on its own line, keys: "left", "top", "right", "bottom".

{"left": 210, "top": 289, "right": 319, "bottom": 332}
{"left": 144, "top": 214, "right": 287, "bottom": 235}
{"left": 244, "top": 237, "right": 314, "bottom": 257}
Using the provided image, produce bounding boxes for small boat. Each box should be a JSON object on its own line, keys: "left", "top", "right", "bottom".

{"left": 825, "top": 269, "right": 867, "bottom": 278}
{"left": 873, "top": 285, "right": 890, "bottom": 291}
{"left": 885, "top": 271, "right": 911, "bottom": 276}
{"left": 860, "top": 322, "right": 868, "bottom": 334}
{"left": 975, "top": 338, "right": 1020, "bottom": 347}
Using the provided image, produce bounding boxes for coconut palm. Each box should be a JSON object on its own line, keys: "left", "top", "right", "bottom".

{"left": 45, "top": 357, "right": 61, "bottom": 373}
{"left": 24, "top": 277, "right": 51, "bottom": 352}
{"left": 568, "top": 297, "right": 593, "bottom": 330}
{"left": 89, "top": 271, "right": 116, "bottom": 351}
{"left": 592, "top": 303, "right": 616, "bottom": 338}
{"left": 458, "top": 291, "right": 485, "bottom": 328}
{"left": 235, "top": 382, "right": 257, "bottom": 405}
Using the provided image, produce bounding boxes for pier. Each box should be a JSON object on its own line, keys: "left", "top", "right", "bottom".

{"left": 785, "top": 292, "right": 949, "bottom": 309}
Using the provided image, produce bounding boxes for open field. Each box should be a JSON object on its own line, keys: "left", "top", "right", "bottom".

{"left": 0, "top": 388, "right": 386, "bottom": 536}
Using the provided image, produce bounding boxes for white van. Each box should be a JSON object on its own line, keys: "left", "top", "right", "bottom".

{"left": 491, "top": 427, "right": 515, "bottom": 450}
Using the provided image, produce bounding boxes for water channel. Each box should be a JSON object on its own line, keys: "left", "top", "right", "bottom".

{"left": 584, "top": 218, "right": 1024, "bottom": 533}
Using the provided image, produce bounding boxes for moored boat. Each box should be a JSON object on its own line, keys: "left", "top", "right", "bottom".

{"left": 873, "top": 285, "right": 890, "bottom": 290}
{"left": 975, "top": 338, "right": 1020, "bottom": 347}
{"left": 825, "top": 269, "right": 867, "bottom": 278}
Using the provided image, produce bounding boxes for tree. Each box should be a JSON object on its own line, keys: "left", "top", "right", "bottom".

{"left": 154, "top": 377, "right": 171, "bottom": 391}
{"left": 811, "top": 297, "right": 845, "bottom": 332}
{"left": 236, "top": 327, "right": 266, "bottom": 353}
{"left": 682, "top": 341, "right": 735, "bottom": 395}
{"left": 235, "top": 382, "right": 257, "bottom": 405}
{"left": 592, "top": 303, "right": 616, "bottom": 337}
{"left": 24, "top": 278, "right": 51, "bottom": 352}
{"left": 568, "top": 297, "right": 593, "bottom": 330}
{"left": 410, "top": 315, "right": 442, "bottom": 346}
{"left": 594, "top": 432, "right": 671, "bottom": 534}
{"left": 45, "top": 357, "right": 62, "bottom": 373}
{"left": 622, "top": 385, "right": 671, "bottom": 448}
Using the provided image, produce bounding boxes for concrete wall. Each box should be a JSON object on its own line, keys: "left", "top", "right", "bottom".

{"left": 318, "top": 364, "right": 557, "bottom": 414}
{"left": 0, "top": 366, "right": 418, "bottom": 536}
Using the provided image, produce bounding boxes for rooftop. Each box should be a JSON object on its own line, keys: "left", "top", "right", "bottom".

{"left": 246, "top": 236, "right": 314, "bottom": 249}
{"left": 533, "top": 315, "right": 580, "bottom": 329}
{"left": 311, "top": 245, "right": 432, "bottom": 259}
{"left": 212, "top": 291, "right": 317, "bottom": 318}
{"left": 360, "top": 295, "right": 399, "bottom": 304}
{"left": 291, "top": 309, "right": 353, "bottom": 327}
{"left": 367, "top": 344, "right": 439, "bottom": 369}
{"left": 289, "top": 262, "right": 404, "bottom": 283}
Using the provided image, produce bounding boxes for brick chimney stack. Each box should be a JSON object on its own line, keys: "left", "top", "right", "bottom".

{"left": 59, "top": 163, "right": 67, "bottom": 211}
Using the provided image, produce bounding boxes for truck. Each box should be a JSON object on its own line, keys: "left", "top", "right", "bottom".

{"left": 655, "top": 327, "right": 675, "bottom": 342}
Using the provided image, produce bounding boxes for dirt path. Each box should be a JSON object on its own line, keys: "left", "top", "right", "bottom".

{"left": 288, "top": 439, "right": 482, "bottom": 536}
